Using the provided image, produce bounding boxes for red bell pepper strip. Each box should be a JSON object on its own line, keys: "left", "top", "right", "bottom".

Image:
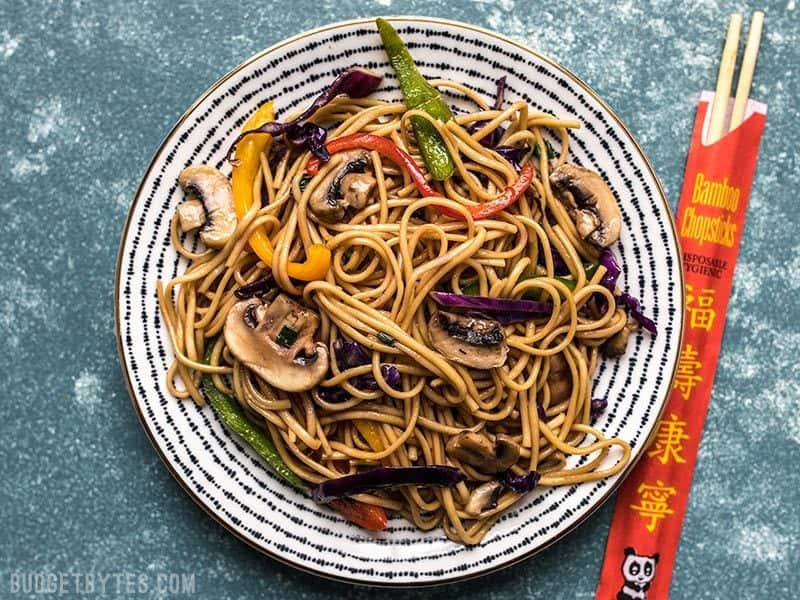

{"left": 306, "top": 132, "right": 437, "bottom": 195}
{"left": 305, "top": 132, "right": 533, "bottom": 220}
{"left": 327, "top": 498, "right": 388, "bottom": 531}
{"left": 459, "top": 161, "right": 534, "bottom": 220}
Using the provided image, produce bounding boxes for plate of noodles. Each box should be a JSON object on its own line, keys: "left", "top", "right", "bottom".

{"left": 116, "top": 17, "right": 684, "bottom": 586}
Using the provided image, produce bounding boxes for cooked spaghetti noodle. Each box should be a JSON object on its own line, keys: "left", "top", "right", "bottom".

{"left": 157, "top": 78, "right": 634, "bottom": 545}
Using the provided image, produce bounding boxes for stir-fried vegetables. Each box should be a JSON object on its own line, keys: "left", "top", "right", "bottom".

{"left": 376, "top": 18, "right": 455, "bottom": 180}
{"left": 355, "top": 421, "right": 385, "bottom": 453}
{"left": 230, "top": 102, "right": 331, "bottom": 281}
{"left": 453, "top": 162, "right": 534, "bottom": 220}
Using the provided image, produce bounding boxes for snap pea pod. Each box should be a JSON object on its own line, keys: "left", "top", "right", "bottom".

{"left": 202, "top": 340, "right": 306, "bottom": 490}
{"left": 376, "top": 18, "right": 455, "bottom": 180}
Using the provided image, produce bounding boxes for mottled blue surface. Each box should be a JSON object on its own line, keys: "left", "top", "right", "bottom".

{"left": 1, "top": 1, "right": 798, "bottom": 598}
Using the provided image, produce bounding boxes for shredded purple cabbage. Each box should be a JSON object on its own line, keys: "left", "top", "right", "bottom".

{"left": 618, "top": 292, "right": 657, "bottom": 335}
{"left": 312, "top": 466, "right": 464, "bottom": 503}
{"left": 596, "top": 250, "right": 656, "bottom": 335}
{"left": 430, "top": 291, "right": 552, "bottom": 319}
{"left": 493, "top": 145, "right": 525, "bottom": 171}
{"left": 333, "top": 338, "right": 401, "bottom": 390}
{"left": 500, "top": 470, "right": 540, "bottom": 494}
{"left": 598, "top": 249, "right": 621, "bottom": 289}
{"left": 284, "top": 121, "right": 329, "bottom": 161}
{"left": 333, "top": 338, "right": 371, "bottom": 368}
{"left": 536, "top": 403, "right": 547, "bottom": 421}
{"left": 353, "top": 364, "right": 402, "bottom": 391}
{"left": 314, "top": 386, "right": 349, "bottom": 403}
{"left": 469, "top": 76, "right": 508, "bottom": 148}
{"left": 233, "top": 275, "right": 273, "bottom": 299}
{"left": 226, "top": 67, "right": 383, "bottom": 162}
{"left": 550, "top": 247, "right": 572, "bottom": 276}
{"left": 590, "top": 398, "right": 608, "bottom": 423}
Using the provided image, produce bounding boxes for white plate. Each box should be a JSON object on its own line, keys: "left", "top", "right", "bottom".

{"left": 116, "top": 17, "right": 684, "bottom": 586}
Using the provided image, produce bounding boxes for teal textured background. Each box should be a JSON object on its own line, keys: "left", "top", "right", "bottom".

{"left": 1, "top": 1, "right": 798, "bottom": 598}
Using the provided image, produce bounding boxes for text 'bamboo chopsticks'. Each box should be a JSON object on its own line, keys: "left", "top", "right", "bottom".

{"left": 707, "top": 11, "right": 765, "bottom": 143}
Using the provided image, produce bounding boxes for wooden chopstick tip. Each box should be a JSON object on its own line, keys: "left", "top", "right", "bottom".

{"left": 729, "top": 11, "right": 766, "bottom": 132}
{"left": 707, "top": 13, "right": 743, "bottom": 143}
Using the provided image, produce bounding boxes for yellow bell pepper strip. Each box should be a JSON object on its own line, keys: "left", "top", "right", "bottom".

{"left": 231, "top": 102, "right": 331, "bottom": 281}
{"left": 355, "top": 420, "right": 385, "bottom": 452}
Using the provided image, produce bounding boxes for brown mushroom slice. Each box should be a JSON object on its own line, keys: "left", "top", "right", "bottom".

{"left": 224, "top": 294, "right": 329, "bottom": 392}
{"left": 428, "top": 311, "right": 508, "bottom": 369}
{"left": 549, "top": 163, "right": 621, "bottom": 248}
{"left": 601, "top": 322, "right": 635, "bottom": 358}
{"left": 464, "top": 481, "right": 503, "bottom": 517}
{"left": 547, "top": 353, "right": 572, "bottom": 404}
{"left": 308, "top": 150, "right": 376, "bottom": 223}
{"left": 176, "top": 199, "right": 206, "bottom": 232}
{"left": 178, "top": 165, "right": 237, "bottom": 248}
{"left": 445, "top": 431, "right": 520, "bottom": 474}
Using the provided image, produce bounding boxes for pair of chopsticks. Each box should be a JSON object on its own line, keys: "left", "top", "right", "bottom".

{"left": 706, "top": 11, "right": 765, "bottom": 143}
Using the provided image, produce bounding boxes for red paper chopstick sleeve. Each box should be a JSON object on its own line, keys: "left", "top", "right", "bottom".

{"left": 595, "top": 91, "right": 766, "bottom": 600}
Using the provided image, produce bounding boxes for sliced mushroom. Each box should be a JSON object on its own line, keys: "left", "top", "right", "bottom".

{"left": 464, "top": 481, "right": 503, "bottom": 517}
{"left": 428, "top": 311, "right": 508, "bottom": 369}
{"left": 178, "top": 165, "right": 237, "bottom": 248}
{"left": 224, "top": 293, "right": 329, "bottom": 392}
{"left": 601, "top": 322, "right": 635, "bottom": 358}
{"left": 308, "top": 150, "right": 377, "bottom": 223}
{"left": 549, "top": 163, "right": 621, "bottom": 248}
{"left": 176, "top": 199, "right": 206, "bottom": 231}
{"left": 446, "top": 431, "right": 520, "bottom": 474}
{"left": 547, "top": 353, "right": 571, "bottom": 404}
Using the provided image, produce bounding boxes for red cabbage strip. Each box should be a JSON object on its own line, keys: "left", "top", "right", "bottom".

{"left": 470, "top": 76, "right": 508, "bottom": 148}
{"left": 590, "top": 398, "right": 608, "bottom": 422}
{"left": 430, "top": 291, "right": 552, "bottom": 316}
{"left": 333, "top": 339, "right": 401, "bottom": 390}
{"left": 500, "top": 470, "right": 540, "bottom": 493}
{"left": 618, "top": 292, "right": 657, "bottom": 335}
{"left": 597, "top": 250, "right": 657, "bottom": 335}
{"left": 233, "top": 275, "right": 273, "bottom": 299}
{"left": 493, "top": 145, "right": 525, "bottom": 171}
{"left": 311, "top": 466, "right": 464, "bottom": 503}
{"left": 226, "top": 67, "right": 383, "bottom": 162}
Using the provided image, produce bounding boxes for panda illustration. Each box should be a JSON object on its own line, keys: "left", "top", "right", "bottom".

{"left": 617, "top": 546, "right": 659, "bottom": 600}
